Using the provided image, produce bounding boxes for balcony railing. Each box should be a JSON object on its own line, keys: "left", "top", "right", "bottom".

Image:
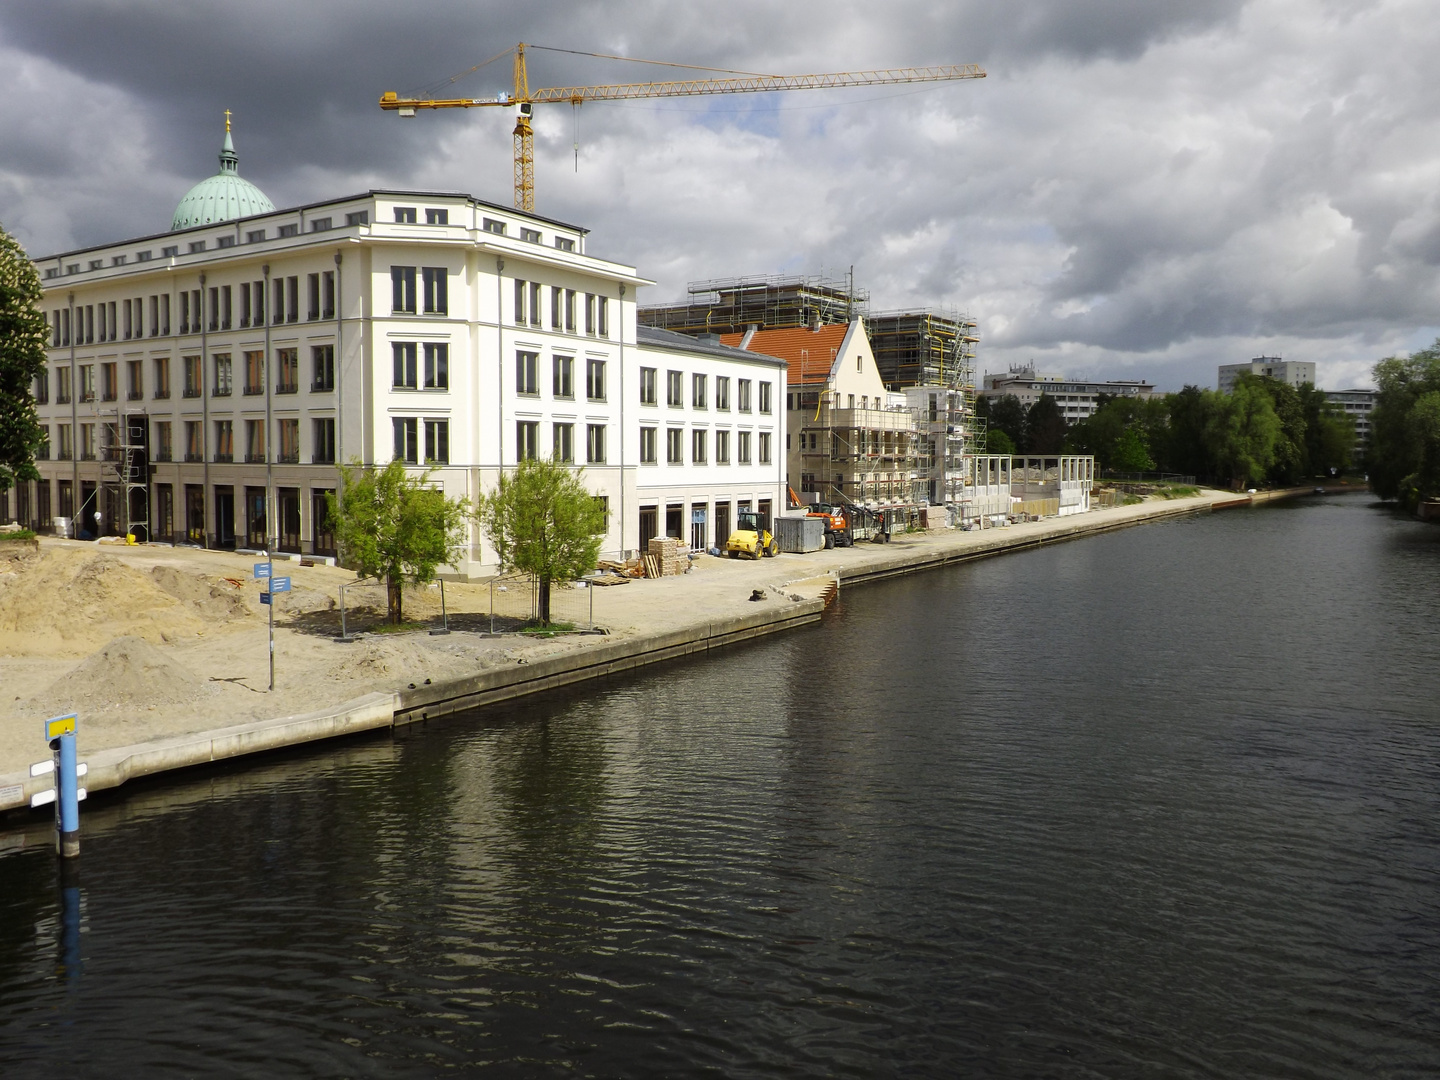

{"left": 184, "top": 452, "right": 203, "bottom": 462}
{"left": 243, "top": 385, "right": 264, "bottom": 396}
{"left": 276, "top": 451, "right": 299, "bottom": 464}
{"left": 214, "top": 453, "right": 233, "bottom": 463}
{"left": 101, "top": 391, "right": 117, "bottom": 402}
{"left": 56, "top": 393, "right": 71, "bottom": 405}
{"left": 275, "top": 382, "right": 298, "bottom": 395}
{"left": 154, "top": 389, "right": 170, "bottom": 400}
{"left": 153, "top": 450, "right": 171, "bottom": 462}
{"left": 213, "top": 387, "right": 231, "bottom": 397}
{"left": 245, "top": 452, "right": 266, "bottom": 463}
{"left": 81, "top": 392, "right": 95, "bottom": 403}
{"left": 183, "top": 388, "right": 201, "bottom": 399}
{"left": 128, "top": 390, "right": 144, "bottom": 401}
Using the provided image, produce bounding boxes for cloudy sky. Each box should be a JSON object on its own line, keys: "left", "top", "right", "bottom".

{"left": 4, "top": 0, "right": 1438, "bottom": 391}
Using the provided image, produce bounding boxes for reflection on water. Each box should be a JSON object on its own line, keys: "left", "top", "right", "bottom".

{"left": 1, "top": 496, "right": 1438, "bottom": 1077}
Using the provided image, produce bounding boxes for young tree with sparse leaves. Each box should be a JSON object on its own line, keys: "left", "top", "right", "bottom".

{"left": 476, "top": 457, "right": 607, "bottom": 626}
{"left": 0, "top": 223, "right": 49, "bottom": 499}
{"left": 327, "top": 459, "right": 470, "bottom": 624}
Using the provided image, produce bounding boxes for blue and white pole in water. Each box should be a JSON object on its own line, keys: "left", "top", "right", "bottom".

{"left": 42, "top": 714, "right": 82, "bottom": 858}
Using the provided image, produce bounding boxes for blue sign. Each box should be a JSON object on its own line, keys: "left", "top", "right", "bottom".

{"left": 254, "top": 563, "right": 271, "bottom": 579}
{"left": 260, "top": 592, "right": 271, "bottom": 605}
{"left": 271, "top": 576, "right": 291, "bottom": 593}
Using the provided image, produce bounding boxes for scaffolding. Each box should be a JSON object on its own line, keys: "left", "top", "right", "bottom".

{"left": 638, "top": 274, "right": 868, "bottom": 335}
{"left": 100, "top": 410, "right": 150, "bottom": 541}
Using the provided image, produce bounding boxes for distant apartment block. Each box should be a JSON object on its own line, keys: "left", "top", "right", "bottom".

{"left": 981, "top": 364, "right": 1155, "bottom": 421}
{"left": 1218, "top": 357, "right": 1316, "bottom": 394}
{"left": 1325, "top": 388, "right": 1377, "bottom": 461}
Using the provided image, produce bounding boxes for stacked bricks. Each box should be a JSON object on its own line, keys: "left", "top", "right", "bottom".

{"left": 647, "top": 536, "right": 685, "bottom": 577}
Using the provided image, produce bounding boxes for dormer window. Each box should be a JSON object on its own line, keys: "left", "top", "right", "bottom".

{"left": 136, "top": 250, "right": 152, "bottom": 262}
{"left": 394, "top": 207, "right": 416, "bottom": 223}
{"left": 112, "top": 255, "right": 127, "bottom": 266}
{"left": 189, "top": 241, "right": 206, "bottom": 253}
{"left": 482, "top": 218, "right": 506, "bottom": 235}
{"left": 310, "top": 217, "right": 332, "bottom": 232}
{"left": 88, "top": 260, "right": 103, "bottom": 270}
{"left": 345, "top": 211, "right": 369, "bottom": 226}
{"left": 554, "top": 237, "right": 575, "bottom": 252}
{"left": 278, "top": 224, "right": 298, "bottom": 238}
{"left": 521, "top": 228, "right": 541, "bottom": 243}
{"left": 217, "top": 236, "right": 235, "bottom": 248}
{"left": 425, "top": 208, "right": 448, "bottom": 225}
{"left": 66, "top": 264, "right": 79, "bottom": 275}
{"left": 45, "top": 268, "right": 58, "bottom": 279}
{"left": 162, "top": 246, "right": 179, "bottom": 258}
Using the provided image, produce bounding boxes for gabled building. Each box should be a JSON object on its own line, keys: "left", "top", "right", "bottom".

{"left": 717, "top": 321, "right": 924, "bottom": 506}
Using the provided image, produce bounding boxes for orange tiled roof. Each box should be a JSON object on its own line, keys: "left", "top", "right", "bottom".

{"left": 720, "top": 324, "right": 849, "bottom": 386}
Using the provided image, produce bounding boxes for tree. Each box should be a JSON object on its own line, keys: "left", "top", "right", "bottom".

{"left": 1297, "top": 384, "right": 1354, "bottom": 476}
{"left": 982, "top": 394, "right": 1027, "bottom": 453}
{"left": 327, "top": 459, "right": 470, "bottom": 624}
{"left": 1369, "top": 340, "right": 1440, "bottom": 507}
{"left": 1204, "top": 380, "right": 1281, "bottom": 487}
{"left": 1240, "top": 374, "right": 1307, "bottom": 485}
{"left": 1111, "top": 426, "right": 1155, "bottom": 472}
{"left": 0, "top": 223, "right": 49, "bottom": 497}
{"left": 475, "top": 456, "right": 607, "bottom": 626}
{"left": 1024, "top": 392, "right": 1068, "bottom": 453}
{"left": 984, "top": 427, "right": 1016, "bottom": 455}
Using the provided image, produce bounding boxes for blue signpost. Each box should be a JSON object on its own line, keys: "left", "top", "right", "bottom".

{"left": 40, "top": 714, "right": 83, "bottom": 858}
{"left": 255, "top": 559, "right": 290, "bottom": 690}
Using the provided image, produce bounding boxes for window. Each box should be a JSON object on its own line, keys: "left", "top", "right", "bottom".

{"left": 759, "top": 382, "right": 772, "bottom": 414}
{"left": 393, "top": 417, "right": 418, "bottom": 463}
{"left": 183, "top": 355, "right": 201, "bottom": 398}
{"left": 514, "top": 279, "right": 527, "bottom": 324}
{"left": 737, "top": 430, "right": 752, "bottom": 464}
{"left": 276, "top": 348, "right": 299, "bottom": 393}
{"left": 278, "top": 223, "right": 298, "bottom": 237}
{"left": 424, "top": 419, "right": 449, "bottom": 464}
{"left": 81, "top": 423, "right": 96, "bottom": 460}
{"left": 587, "top": 423, "right": 606, "bottom": 464}
{"left": 391, "top": 266, "right": 417, "bottom": 313}
{"left": 245, "top": 419, "right": 264, "bottom": 463}
{"left": 394, "top": 206, "right": 417, "bottom": 223}
{"left": 586, "top": 358, "right": 606, "bottom": 401}
{"left": 423, "top": 344, "right": 448, "bottom": 390}
{"left": 555, "top": 236, "right": 575, "bottom": 252}
{"left": 271, "top": 278, "right": 284, "bottom": 324}
{"left": 585, "top": 293, "right": 597, "bottom": 335}
{"left": 56, "top": 367, "right": 71, "bottom": 404}
{"left": 127, "top": 361, "right": 144, "bottom": 400}
{"left": 393, "top": 342, "right": 418, "bottom": 389}
{"left": 738, "top": 378, "right": 752, "bottom": 412}
{"left": 516, "top": 351, "right": 538, "bottom": 395}
{"left": 101, "top": 363, "right": 117, "bottom": 402}
{"left": 80, "top": 364, "right": 95, "bottom": 403}
{"left": 640, "top": 366, "right": 657, "bottom": 405}
{"left": 312, "top": 345, "right": 334, "bottom": 391}
{"left": 312, "top": 418, "right": 336, "bottom": 464}
{"left": 715, "top": 430, "right": 730, "bottom": 464}
{"left": 322, "top": 270, "right": 335, "bottom": 318}
{"left": 310, "top": 217, "right": 332, "bottom": 232}
{"left": 640, "top": 426, "right": 657, "bottom": 464}
{"left": 529, "top": 281, "right": 541, "bottom": 327}
{"left": 57, "top": 423, "right": 73, "bottom": 461}
{"left": 286, "top": 276, "right": 298, "bottom": 323}
{"left": 244, "top": 351, "right": 265, "bottom": 395}
{"left": 217, "top": 235, "right": 234, "bottom": 249}
{"left": 516, "top": 420, "right": 538, "bottom": 461}
{"left": 759, "top": 431, "right": 772, "bottom": 464}
{"left": 277, "top": 419, "right": 300, "bottom": 462}
{"left": 154, "top": 422, "right": 172, "bottom": 463}
{"left": 246, "top": 229, "right": 266, "bottom": 243}
{"left": 215, "top": 420, "right": 234, "bottom": 463}
{"left": 692, "top": 429, "right": 707, "bottom": 464}
{"left": 482, "top": 217, "right": 506, "bottom": 235}
{"left": 598, "top": 296, "right": 609, "bottom": 337}
{"left": 521, "top": 227, "right": 541, "bottom": 243}
{"left": 189, "top": 240, "right": 205, "bottom": 253}
{"left": 308, "top": 274, "right": 320, "bottom": 320}
{"left": 565, "top": 289, "right": 576, "bottom": 332}
{"left": 345, "top": 210, "right": 368, "bottom": 227}
{"left": 553, "top": 354, "right": 574, "bottom": 398}
{"left": 163, "top": 246, "right": 179, "bottom": 258}
{"left": 139, "top": 250, "right": 154, "bottom": 262}
{"left": 667, "top": 370, "right": 683, "bottom": 407}
{"left": 213, "top": 353, "right": 232, "bottom": 397}
{"left": 666, "top": 428, "right": 684, "bottom": 464}
{"left": 184, "top": 421, "right": 202, "bottom": 462}
{"left": 422, "top": 267, "right": 447, "bottom": 314}
{"left": 220, "top": 285, "right": 232, "bottom": 329}
{"left": 179, "top": 292, "right": 190, "bottom": 334}
{"left": 551, "top": 286, "right": 562, "bottom": 330}
{"left": 249, "top": 282, "right": 262, "bottom": 326}
{"left": 425, "top": 208, "right": 448, "bottom": 225}
{"left": 553, "top": 422, "right": 574, "bottom": 463}
{"left": 34, "top": 371, "right": 48, "bottom": 404}
{"left": 113, "top": 255, "right": 127, "bottom": 266}
{"left": 693, "top": 373, "right": 707, "bottom": 409}
{"left": 716, "top": 376, "right": 730, "bottom": 411}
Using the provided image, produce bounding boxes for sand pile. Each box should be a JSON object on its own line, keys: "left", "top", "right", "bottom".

{"left": 21, "top": 635, "right": 218, "bottom": 720}
{"left": 0, "top": 549, "right": 262, "bottom": 658}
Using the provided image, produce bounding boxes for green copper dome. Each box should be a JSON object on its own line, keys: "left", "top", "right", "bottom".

{"left": 171, "top": 121, "right": 275, "bottom": 231}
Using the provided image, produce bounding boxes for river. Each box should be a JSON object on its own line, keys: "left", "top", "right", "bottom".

{"left": 2, "top": 494, "right": 1438, "bottom": 1077}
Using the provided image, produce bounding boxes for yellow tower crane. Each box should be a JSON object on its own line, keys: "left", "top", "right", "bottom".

{"left": 380, "top": 43, "right": 986, "bottom": 212}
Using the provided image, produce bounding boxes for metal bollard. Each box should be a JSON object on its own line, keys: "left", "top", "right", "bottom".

{"left": 54, "top": 730, "right": 80, "bottom": 858}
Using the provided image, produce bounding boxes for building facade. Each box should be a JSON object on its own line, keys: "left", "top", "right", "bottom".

{"left": 1218, "top": 356, "right": 1316, "bottom": 394}
{"left": 1325, "top": 388, "right": 1376, "bottom": 461}
{"left": 17, "top": 133, "right": 783, "bottom": 572}
{"left": 981, "top": 363, "right": 1155, "bottom": 421}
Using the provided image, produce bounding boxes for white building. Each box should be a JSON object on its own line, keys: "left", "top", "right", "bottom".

{"left": 1325, "top": 388, "right": 1377, "bottom": 460}
{"left": 1218, "top": 356, "right": 1316, "bottom": 394}
{"left": 18, "top": 127, "right": 783, "bottom": 573}
{"left": 981, "top": 363, "right": 1155, "bottom": 421}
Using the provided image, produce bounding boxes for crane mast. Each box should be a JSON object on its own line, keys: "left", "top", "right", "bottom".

{"left": 381, "top": 43, "right": 985, "bottom": 211}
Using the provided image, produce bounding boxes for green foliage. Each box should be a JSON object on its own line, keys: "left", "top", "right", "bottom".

{"left": 0, "top": 528, "right": 37, "bottom": 542}
{"left": 1297, "top": 384, "right": 1354, "bottom": 477}
{"left": 1204, "top": 379, "right": 1281, "bottom": 486}
{"left": 1025, "top": 393, "right": 1067, "bottom": 453}
{"left": 981, "top": 394, "right": 1026, "bottom": 452}
{"left": 984, "top": 427, "right": 1016, "bottom": 455}
{"left": 326, "top": 459, "right": 470, "bottom": 624}
{"left": 1111, "top": 426, "right": 1156, "bottom": 472}
{"left": 1368, "top": 341, "right": 1440, "bottom": 507}
{"left": 0, "top": 223, "right": 49, "bottom": 495}
{"left": 475, "top": 456, "right": 607, "bottom": 625}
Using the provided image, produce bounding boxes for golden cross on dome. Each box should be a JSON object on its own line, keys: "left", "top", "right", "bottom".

{"left": 225, "top": 109, "right": 232, "bottom": 132}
